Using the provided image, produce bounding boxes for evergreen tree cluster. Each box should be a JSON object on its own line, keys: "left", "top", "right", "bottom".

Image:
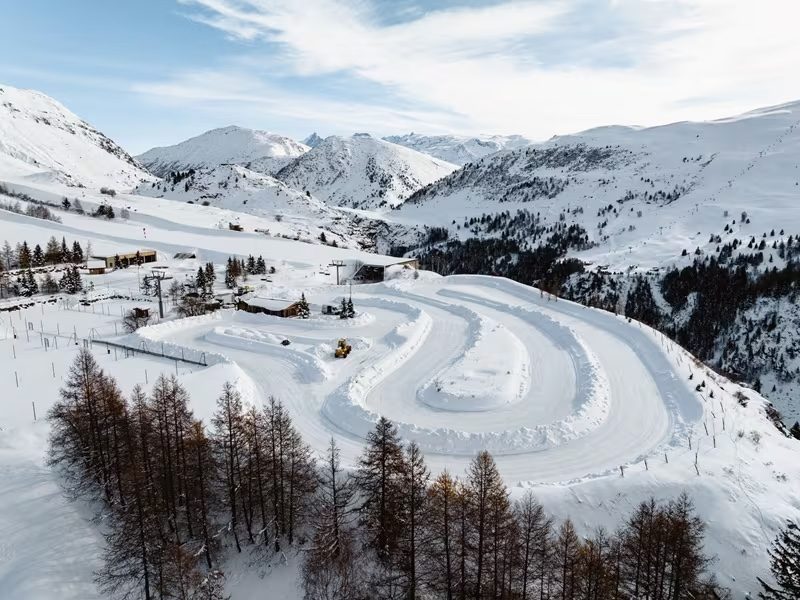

{"left": 1, "top": 236, "right": 84, "bottom": 271}
{"left": 760, "top": 520, "right": 800, "bottom": 598}
{"left": 303, "top": 417, "right": 726, "bottom": 600}
{"left": 48, "top": 350, "right": 739, "bottom": 600}
{"left": 48, "top": 350, "right": 318, "bottom": 600}
{"left": 339, "top": 296, "right": 355, "bottom": 319}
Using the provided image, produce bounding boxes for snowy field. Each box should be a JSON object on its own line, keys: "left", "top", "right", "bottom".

{"left": 0, "top": 172, "right": 797, "bottom": 597}
{"left": 2, "top": 271, "right": 798, "bottom": 597}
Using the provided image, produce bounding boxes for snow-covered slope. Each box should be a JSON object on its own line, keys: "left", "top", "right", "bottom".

{"left": 302, "top": 132, "right": 324, "bottom": 148}
{"left": 275, "top": 133, "right": 458, "bottom": 210}
{"left": 137, "top": 126, "right": 309, "bottom": 177}
{"left": 390, "top": 101, "right": 800, "bottom": 272}
{"left": 0, "top": 84, "right": 150, "bottom": 189}
{"left": 134, "top": 164, "right": 369, "bottom": 248}
{"left": 384, "top": 132, "right": 531, "bottom": 165}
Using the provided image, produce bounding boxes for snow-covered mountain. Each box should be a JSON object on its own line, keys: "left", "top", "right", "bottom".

{"left": 384, "top": 132, "right": 531, "bottom": 165}
{"left": 0, "top": 84, "right": 150, "bottom": 189}
{"left": 275, "top": 133, "right": 458, "bottom": 210}
{"left": 302, "top": 132, "right": 324, "bottom": 148}
{"left": 392, "top": 101, "right": 800, "bottom": 271}
{"left": 137, "top": 126, "right": 309, "bottom": 177}
{"left": 134, "top": 164, "right": 369, "bottom": 248}
{"left": 383, "top": 101, "right": 800, "bottom": 424}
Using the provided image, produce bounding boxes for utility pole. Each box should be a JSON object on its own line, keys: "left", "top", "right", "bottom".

{"left": 143, "top": 270, "right": 173, "bottom": 319}
{"left": 329, "top": 260, "right": 345, "bottom": 285}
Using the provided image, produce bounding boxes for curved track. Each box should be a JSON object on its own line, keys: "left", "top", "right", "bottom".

{"left": 149, "top": 276, "right": 702, "bottom": 483}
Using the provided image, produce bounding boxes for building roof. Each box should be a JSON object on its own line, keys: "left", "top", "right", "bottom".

{"left": 242, "top": 296, "right": 299, "bottom": 311}
{"left": 357, "top": 256, "right": 417, "bottom": 267}
{"left": 87, "top": 260, "right": 107, "bottom": 269}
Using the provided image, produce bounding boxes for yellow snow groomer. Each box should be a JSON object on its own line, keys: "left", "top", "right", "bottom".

{"left": 334, "top": 338, "right": 352, "bottom": 358}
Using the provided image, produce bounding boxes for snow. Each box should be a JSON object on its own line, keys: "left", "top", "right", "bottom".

{"left": 0, "top": 84, "right": 151, "bottom": 189}
{"left": 137, "top": 125, "right": 309, "bottom": 177}
{"left": 384, "top": 99, "right": 800, "bottom": 274}
{"left": 384, "top": 132, "right": 532, "bottom": 165}
{"left": 1, "top": 84, "right": 799, "bottom": 599}
{"left": 241, "top": 296, "right": 298, "bottom": 311}
{"left": 275, "top": 133, "right": 458, "bottom": 210}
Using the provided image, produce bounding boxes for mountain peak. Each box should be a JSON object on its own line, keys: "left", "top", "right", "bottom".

{"left": 302, "top": 132, "right": 324, "bottom": 148}
{"left": 0, "top": 83, "right": 150, "bottom": 188}
{"left": 137, "top": 126, "right": 309, "bottom": 177}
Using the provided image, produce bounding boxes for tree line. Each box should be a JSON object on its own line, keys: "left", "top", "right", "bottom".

{"left": 302, "top": 417, "right": 727, "bottom": 600}
{"left": 49, "top": 351, "right": 747, "bottom": 599}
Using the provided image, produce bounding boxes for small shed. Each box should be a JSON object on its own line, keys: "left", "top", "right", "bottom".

{"left": 87, "top": 260, "right": 107, "bottom": 275}
{"left": 237, "top": 296, "right": 301, "bottom": 318}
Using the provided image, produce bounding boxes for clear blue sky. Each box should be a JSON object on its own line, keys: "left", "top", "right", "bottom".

{"left": 3, "top": 1, "right": 799, "bottom": 154}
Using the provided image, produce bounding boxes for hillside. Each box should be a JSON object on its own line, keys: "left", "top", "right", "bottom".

{"left": 134, "top": 164, "right": 370, "bottom": 248}
{"left": 275, "top": 133, "right": 457, "bottom": 210}
{"left": 137, "top": 126, "right": 309, "bottom": 177}
{"left": 383, "top": 101, "right": 800, "bottom": 423}
{"left": 0, "top": 83, "right": 150, "bottom": 189}
{"left": 384, "top": 132, "right": 531, "bottom": 165}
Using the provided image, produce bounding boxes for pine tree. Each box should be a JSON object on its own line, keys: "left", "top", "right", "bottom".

{"left": 45, "top": 236, "right": 60, "bottom": 265}
{"left": 224, "top": 258, "right": 236, "bottom": 289}
{"left": 211, "top": 382, "right": 246, "bottom": 552}
{"left": 424, "top": 470, "right": 461, "bottom": 600}
{"left": 515, "top": 491, "right": 553, "bottom": 600}
{"left": 72, "top": 240, "right": 84, "bottom": 264}
{"left": 466, "top": 450, "right": 508, "bottom": 599}
{"left": 32, "top": 244, "right": 44, "bottom": 267}
{"left": 185, "top": 421, "right": 218, "bottom": 570}
{"left": 298, "top": 293, "right": 310, "bottom": 318}
{"left": 398, "top": 441, "right": 430, "bottom": 600}
{"left": 553, "top": 519, "right": 580, "bottom": 600}
{"left": 204, "top": 262, "right": 216, "bottom": 296}
{"left": 61, "top": 236, "right": 71, "bottom": 263}
{"left": 195, "top": 267, "right": 207, "bottom": 297}
{"left": 2, "top": 240, "right": 14, "bottom": 270}
{"left": 40, "top": 272, "right": 58, "bottom": 294}
{"left": 759, "top": 521, "right": 800, "bottom": 598}
{"left": 246, "top": 255, "right": 256, "bottom": 274}
{"left": 60, "top": 266, "right": 82, "bottom": 294}
{"left": 356, "top": 416, "right": 406, "bottom": 561}
{"left": 256, "top": 256, "right": 266, "bottom": 274}
{"left": 302, "top": 438, "right": 362, "bottom": 600}
{"left": 19, "top": 269, "right": 38, "bottom": 296}
{"left": 19, "top": 241, "right": 32, "bottom": 269}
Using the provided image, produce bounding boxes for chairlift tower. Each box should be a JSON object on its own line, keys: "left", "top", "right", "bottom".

{"left": 143, "top": 269, "right": 173, "bottom": 319}
{"left": 329, "top": 260, "right": 346, "bottom": 285}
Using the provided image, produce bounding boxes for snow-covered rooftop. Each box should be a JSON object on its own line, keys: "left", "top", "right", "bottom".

{"left": 242, "top": 296, "right": 299, "bottom": 311}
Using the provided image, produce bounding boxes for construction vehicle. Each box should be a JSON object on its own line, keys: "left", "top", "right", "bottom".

{"left": 334, "top": 338, "right": 352, "bottom": 358}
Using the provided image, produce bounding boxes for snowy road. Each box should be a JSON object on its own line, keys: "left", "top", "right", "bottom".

{"left": 138, "top": 275, "right": 702, "bottom": 484}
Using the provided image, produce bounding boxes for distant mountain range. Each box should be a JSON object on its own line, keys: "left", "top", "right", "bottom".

{"left": 383, "top": 132, "right": 532, "bottom": 165}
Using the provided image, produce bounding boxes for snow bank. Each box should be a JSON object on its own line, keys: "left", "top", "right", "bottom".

{"left": 205, "top": 326, "right": 331, "bottom": 382}
{"left": 417, "top": 314, "right": 529, "bottom": 411}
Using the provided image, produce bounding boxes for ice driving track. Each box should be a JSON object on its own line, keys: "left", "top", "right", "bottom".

{"left": 152, "top": 276, "right": 701, "bottom": 484}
